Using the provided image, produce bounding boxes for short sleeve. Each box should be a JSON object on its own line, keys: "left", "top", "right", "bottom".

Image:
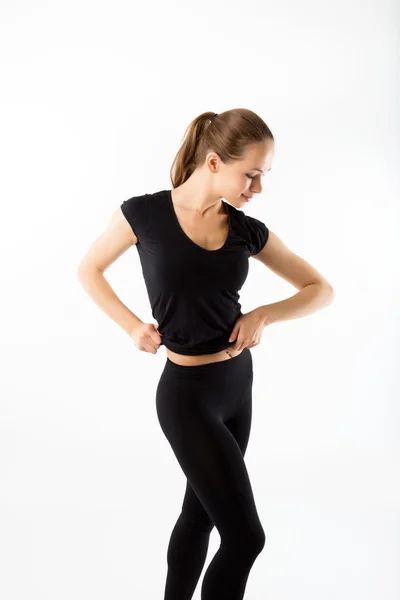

{"left": 245, "top": 215, "right": 269, "bottom": 255}
{"left": 120, "top": 194, "right": 150, "bottom": 243}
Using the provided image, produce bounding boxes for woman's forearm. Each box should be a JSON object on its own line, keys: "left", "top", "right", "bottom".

{"left": 77, "top": 266, "right": 143, "bottom": 336}
{"left": 259, "top": 282, "right": 334, "bottom": 325}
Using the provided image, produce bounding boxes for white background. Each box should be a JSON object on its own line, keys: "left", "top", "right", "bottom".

{"left": 1, "top": 1, "right": 399, "bottom": 598}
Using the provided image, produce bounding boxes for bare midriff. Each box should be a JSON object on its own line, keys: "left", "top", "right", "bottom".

{"left": 165, "top": 346, "right": 244, "bottom": 366}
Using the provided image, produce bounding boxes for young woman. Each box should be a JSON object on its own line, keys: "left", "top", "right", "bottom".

{"left": 78, "top": 108, "right": 334, "bottom": 599}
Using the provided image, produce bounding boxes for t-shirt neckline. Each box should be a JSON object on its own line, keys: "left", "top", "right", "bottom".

{"left": 166, "top": 189, "right": 231, "bottom": 253}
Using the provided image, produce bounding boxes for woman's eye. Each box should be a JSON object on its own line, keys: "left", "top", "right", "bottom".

{"left": 246, "top": 174, "right": 255, "bottom": 180}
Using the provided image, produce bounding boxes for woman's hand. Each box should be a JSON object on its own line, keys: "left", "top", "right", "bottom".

{"left": 130, "top": 322, "right": 162, "bottom": 354}
{"left": 228, "top": 308, "right": 267, "bottom": 352}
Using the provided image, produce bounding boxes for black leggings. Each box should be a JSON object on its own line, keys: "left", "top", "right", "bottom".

{"left": 156, "top": 348, "right": 265, "bottom": 600}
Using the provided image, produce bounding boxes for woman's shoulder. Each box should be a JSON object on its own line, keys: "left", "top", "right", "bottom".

{"left": 228, "top": 204, "right": 269, "bottom": 255}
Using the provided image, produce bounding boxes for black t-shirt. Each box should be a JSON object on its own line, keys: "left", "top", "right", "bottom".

{"left": 120, "top": 189, "right": 269, "bottom": 355}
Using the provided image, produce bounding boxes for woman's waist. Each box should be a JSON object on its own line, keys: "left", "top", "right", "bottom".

{"left": 165, "top": 346, "right": 243, "bottom": 366}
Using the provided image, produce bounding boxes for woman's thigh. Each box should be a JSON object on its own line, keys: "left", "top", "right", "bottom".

{"left": 178, "top": 394, "right": 254, "bottom": 533}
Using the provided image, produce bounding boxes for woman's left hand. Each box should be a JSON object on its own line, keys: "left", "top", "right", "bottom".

{"left": 228, "top": 308, "right": 267, "bottom": 352}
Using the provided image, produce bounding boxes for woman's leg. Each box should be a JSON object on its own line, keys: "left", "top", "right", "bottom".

{"left": 162, "top": 480, "right": 214, "bottom": 599}
{"left": 156, "top": 350, "right": 265, "bottom": 600}
{"left": 163, "top": 396, "right": 255, "bottom": 600}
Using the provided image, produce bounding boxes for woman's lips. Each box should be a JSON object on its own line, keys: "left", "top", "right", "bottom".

{"left": 242, "top": 194, "right": 254, "bottom": 201}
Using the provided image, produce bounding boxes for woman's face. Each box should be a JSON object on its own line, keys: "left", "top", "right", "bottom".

{"left": 217, "top": 140, "right": 274, "bottom": 208}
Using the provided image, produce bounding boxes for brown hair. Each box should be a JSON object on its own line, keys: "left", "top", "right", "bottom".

{"left": 170, "top": 108, "right": 274, "bottom": 189}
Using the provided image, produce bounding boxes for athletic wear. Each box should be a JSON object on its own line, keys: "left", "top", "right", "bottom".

{"left": 156, "top": 348, "right": 265, "bottom": 599}
{"left": 120, "top": 189, "right": 269, "bottom": 355}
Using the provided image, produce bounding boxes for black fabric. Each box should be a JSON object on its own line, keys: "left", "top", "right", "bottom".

{"left": 156, "top": 348, "right": 265, "bottom": 599}
{"left": 120, "top": 189, "right": 269, "bottom": 355}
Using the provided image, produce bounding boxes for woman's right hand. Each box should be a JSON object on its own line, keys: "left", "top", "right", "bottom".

{"left": 130, "top": 322, "right": 162, "bottom": 354}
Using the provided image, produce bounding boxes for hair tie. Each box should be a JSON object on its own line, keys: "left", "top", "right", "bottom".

{"left": 210, "top": 113, "right": 218, "bottom": 122}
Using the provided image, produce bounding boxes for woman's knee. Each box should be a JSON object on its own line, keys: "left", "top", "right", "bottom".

{"left": 179, "top": 510, "right": 215, "bottom": 533}
{"left": 224, "top": 523, "right": 266, "bottom": 559}
{"left": 244, "top": 525, "right": 266, "bottom": 556}
{"left": 252, "top": 526, "right": 266, "bottom": 554}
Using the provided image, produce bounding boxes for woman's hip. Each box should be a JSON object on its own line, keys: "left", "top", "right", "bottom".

{"left": 155, "top": 348, "right": 253, "bottom": 425}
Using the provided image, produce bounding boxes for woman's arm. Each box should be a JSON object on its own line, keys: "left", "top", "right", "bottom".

{"left": 77, "top": 207, "right": 143, "bottom": 337}
{"left": 252, "top": 229, "right": 335, "bottom": 324}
